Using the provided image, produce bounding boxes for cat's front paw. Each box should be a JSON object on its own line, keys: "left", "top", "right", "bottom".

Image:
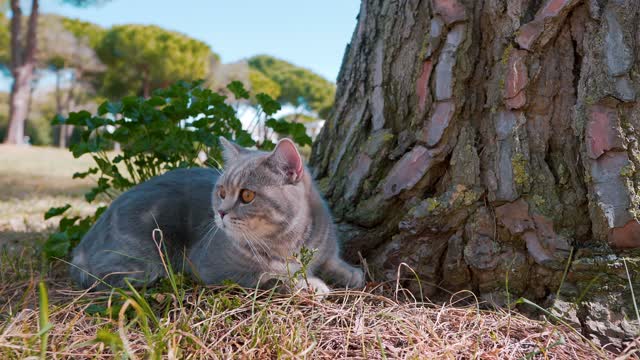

{"left": 345, "top": 267, "right": 365, "bottom": 288}
{"left": 295, "top": 276, "right": 331, "bottom": 296}
{"left": 323, "top": 257, "right": 366, "bottom": 289}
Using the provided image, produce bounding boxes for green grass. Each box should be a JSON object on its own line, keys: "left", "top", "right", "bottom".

{"left": 0, "top": 145, "right": 617, "bottom": 359}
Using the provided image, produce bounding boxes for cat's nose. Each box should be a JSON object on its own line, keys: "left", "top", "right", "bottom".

{"left": 218, "top": 210, "right": 226, "bottom": 219}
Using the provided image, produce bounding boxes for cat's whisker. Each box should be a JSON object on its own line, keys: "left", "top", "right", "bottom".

{"left": 200, "top": 221, "right": 216, "bottom": 239}
{"left": 239, "top": 230, "right": 257, "bottom": 255}
{"left": 241, "top": 231, "right": 267, "bottom": 268}
{"left": 246, "top": 231, "right": 270, "bottom": 268}
{"left": 198, "top": 221, "right": 217, "bottom": 251}
{"left": 198, "top": 218, "right": 217, "bottom": 241}
{"left": 256, "top": 240, "right": 271, "bottom": 258}
{"left": 244, "top": 231, "right": 270, "bottom": 256}
{"left": 203, "top": 226, "right": 220, "bottom": 253}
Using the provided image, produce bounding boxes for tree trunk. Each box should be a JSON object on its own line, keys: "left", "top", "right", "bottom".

{"left": 311, "top": 0, "right": 639, "bottom": 348}
{"left": 59, "top": 70, "right": 81, "bottom": 147}
{"left": 6, "top": 66, "right": 31, "bottom": 144}
{"left": 53, "top": 70, "right": 75, "bottom": 148}
{"left": 4, "top": 0, "right": 39, "bottom": 145}
{"left": 142, "top": 67, "right": 151, "bottom": 98}
{"left": 54, "top": 69, "right": 66, "bottom": 147}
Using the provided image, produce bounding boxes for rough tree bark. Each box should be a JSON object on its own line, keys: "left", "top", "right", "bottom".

{"left": 4, "top": 0, "right": 39, "bottom": 145}
{"left": 311, "top": 0, "right": 639, "bottom": 349}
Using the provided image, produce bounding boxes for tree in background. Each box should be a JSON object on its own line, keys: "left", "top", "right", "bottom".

{"left": 96, "top": 24, "right": 213, "bottom": 99}
{"left": 2, "top": 0, "right": 104, "bottom": 145}
{"left": 0, "top": 11, "right": 9, "bottom": 68}
{"left": 207, "top": 60, "right": 282, "bottom": 107}
{"left": 311, "top": 0, "right": 639, "bottom": 347}
{"left": 248, "top": 55, "right": 336, "bottom": 119}
{"left": 38, "top": 15, "right": 105, "bottom": 147}
{"left": 207, "top": 60, "right": 250, "bottom": 97}
{"left": 3, "top": 0, "right": 39, "bottom": 144}
{"left": 0, "top": 12, "right": 336, "bottom": 147}
{"left": 248, "top": 68, "right": 281, "bottom": 101}
{"left": 60, "top": 16, "right": 105, "bottom": 49}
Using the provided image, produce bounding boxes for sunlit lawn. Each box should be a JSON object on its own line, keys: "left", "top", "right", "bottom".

{"left": 0, "top": 145, "right": 612, "bottom": 359}
{"left": 0, "top": 145, "right": 99, "bottom": 247}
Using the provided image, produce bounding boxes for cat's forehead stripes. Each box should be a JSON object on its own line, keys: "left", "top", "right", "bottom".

{"left": 222, "top": 163, "right": 246, "bottom": 188}
{"left": 222, "top": 155, "right": 259, "bottom": 187}
{"left": 221, "top": 156, "right": 286, "bottom": 189}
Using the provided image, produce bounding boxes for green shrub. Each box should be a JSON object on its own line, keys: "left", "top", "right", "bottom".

{"left": 27, "top": 116, "right": 54, "bottom": 145}
{"left": 43, "top": 80, "right": 311, "bottom": 259}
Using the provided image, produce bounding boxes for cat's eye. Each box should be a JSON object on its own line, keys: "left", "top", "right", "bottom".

{"left": 240, "top": 189, "right": 255, "bottom": 203}
{"left": 219, "top": 187, "right": 226, "bottom": 199}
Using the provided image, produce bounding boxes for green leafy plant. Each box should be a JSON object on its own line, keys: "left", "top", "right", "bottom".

{"left": 44, "top": 80, "right": 312, "bottom": 259}
{"left": 290, "top": 246, "right": 318, "bottom": 290}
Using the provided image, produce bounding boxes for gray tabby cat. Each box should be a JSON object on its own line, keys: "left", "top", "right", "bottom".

{"left": 70, "top": 137, "right": 364, "bottom": 294}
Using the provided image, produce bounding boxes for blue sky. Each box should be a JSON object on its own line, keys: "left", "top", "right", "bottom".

{"left": 38, "top": 0, "right": 360, "bottom": 81}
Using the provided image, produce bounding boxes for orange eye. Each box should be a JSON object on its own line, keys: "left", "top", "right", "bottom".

{"left": 219, "top": 187, "right": 226, "bottom": 199}
{"left": 240, "top": 189, "right": 255, "bottom": 203}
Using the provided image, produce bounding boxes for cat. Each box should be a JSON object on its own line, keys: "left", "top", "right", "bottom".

{"left": 69, "top": 137, "right": 364, "bottom": 294}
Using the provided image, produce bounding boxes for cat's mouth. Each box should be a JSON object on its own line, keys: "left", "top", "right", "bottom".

{"left": 215, "top": 214, "right": 242, "bottom": 233}
{"left": 214, "top": 212, "right": 226, "bottom": 229}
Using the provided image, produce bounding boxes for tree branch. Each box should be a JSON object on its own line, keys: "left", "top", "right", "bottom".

{"left": 24, "top": 0, "right": 39, "bottom": 64}
{"left": 9, "top": 0, "right": 22, "bottom": 71}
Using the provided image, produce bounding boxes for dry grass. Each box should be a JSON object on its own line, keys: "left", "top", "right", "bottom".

{"left": 0, "top": 146, "right": 627, "bottom": 359}
{"left": 0, "top": 265, "right": 614, "bottom": 359}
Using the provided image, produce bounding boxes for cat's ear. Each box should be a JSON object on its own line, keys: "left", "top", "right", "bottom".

{"left": 218, "top": 136, "right": 246, "bottom": 163}
{"left": 269, "top": 138, "right": 303, "bottom": 183}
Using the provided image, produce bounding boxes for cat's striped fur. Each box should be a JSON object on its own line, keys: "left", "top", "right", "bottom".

{"left": 69, "top": 138, "right": 364, "bottom": 293}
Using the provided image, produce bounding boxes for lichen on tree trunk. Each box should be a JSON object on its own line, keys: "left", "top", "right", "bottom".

{"left": 311, "top": 0, "right": 640, "bottom": 349}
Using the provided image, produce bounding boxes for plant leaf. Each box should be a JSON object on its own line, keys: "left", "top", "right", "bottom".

{"left": 44, "top": 204, "right": 71, "bottom": 220}
{"left": 227, "top": 80, "right": 250, "bottom": 100}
